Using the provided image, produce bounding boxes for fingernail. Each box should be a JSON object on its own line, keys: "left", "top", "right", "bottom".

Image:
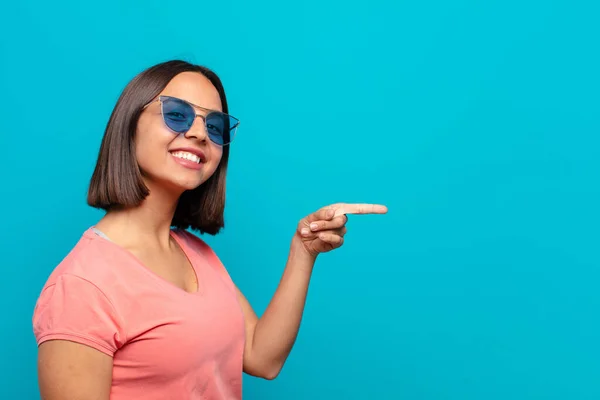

{"left": 310, "top": 223, "right": 319, "bottom": 231}
{"left": 301, "top": 228, "right": 310, "bottom": 236}
{"left": 327, "top": 209, "right": 335, "bottom": 218}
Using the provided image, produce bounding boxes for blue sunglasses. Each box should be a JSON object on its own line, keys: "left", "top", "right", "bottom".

{"left": 144, "top": 95, "right": 239, "bottom": 146}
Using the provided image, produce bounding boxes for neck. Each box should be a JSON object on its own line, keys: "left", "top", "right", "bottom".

{"left": 95, "top": 180, "right": 183, "bottom": 250}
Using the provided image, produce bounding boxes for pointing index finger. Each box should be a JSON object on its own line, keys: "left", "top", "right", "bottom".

{"left": 333, "top": 203, "right": 388, "bottom": 217}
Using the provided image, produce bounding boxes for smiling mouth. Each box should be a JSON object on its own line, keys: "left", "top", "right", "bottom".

{"left": 169, "top": 151, "right": 203, "bottom": 164}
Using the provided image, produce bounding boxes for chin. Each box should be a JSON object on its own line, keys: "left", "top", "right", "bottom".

{"left": 172, "top": 177, "right": 206, "bottom": 192}
{"left": 143, "top": 162, "right": 216, "bottom": 193}
{"left": 143, "top": 173, "right": 206, "bottom": 195}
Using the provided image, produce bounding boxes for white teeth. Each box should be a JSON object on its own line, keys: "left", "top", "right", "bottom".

{"left": 171, "top": 151, "right": 201, "bottom": 164}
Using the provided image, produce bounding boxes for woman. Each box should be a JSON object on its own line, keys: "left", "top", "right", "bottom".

{"left": 32, "top": 60, "right": 387, "bottom": 399}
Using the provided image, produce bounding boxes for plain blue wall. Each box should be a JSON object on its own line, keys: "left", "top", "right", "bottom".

{"left": 2, "top": 0, "right": 599, "bottom": 398}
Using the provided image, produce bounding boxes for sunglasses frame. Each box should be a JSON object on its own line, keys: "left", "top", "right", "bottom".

{"left": 142, "top": 95, "right": 239, "bottom": 146}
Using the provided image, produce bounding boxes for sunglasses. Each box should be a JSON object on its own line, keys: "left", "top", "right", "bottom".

{"left": 144, "top": 95, "right": 239, "bottom": 146}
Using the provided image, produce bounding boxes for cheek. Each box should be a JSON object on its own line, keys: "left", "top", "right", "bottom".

{"left": 209, "top": 146, "right": 224, "bottom": 171}
{"left": 134, "top": 128, "right": 172, "bottom": 171}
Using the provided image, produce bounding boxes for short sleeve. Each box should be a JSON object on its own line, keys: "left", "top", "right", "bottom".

{"left": 32, "top": 274, "right": 126, "bottom": 357}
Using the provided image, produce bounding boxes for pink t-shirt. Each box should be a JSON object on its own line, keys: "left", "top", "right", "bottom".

{"left": 32, "top": 228, "right": 246, "bottom": 399}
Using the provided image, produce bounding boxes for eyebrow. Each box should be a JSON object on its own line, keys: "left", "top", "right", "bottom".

{"left": 144, "top": 95, "right": 224, "bottom": 114}
{"left": 189, "top": 101, "right": 221, "bottom": 113}
{"left": 168, "top": 95, "right": 222, "bottom": 113}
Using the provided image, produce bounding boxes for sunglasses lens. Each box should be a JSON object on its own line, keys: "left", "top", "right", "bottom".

{"left": 206, "top": 113, "right": 239, "bottom": 145}
{"left": 161, "top": 97, "right": 194, "bottom": 133}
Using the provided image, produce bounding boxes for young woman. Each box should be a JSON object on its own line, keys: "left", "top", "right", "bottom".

{"left": 32, "top": 60, "right": 387, "bottom": 400}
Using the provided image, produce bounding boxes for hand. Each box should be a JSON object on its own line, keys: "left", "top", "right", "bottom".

{"left": 295, "top": 203, "right": 388, "bottom": 257}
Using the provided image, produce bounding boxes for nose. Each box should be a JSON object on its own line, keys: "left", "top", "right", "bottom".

{"left": 184, "top": 116, "right": 208, "bottom": 141}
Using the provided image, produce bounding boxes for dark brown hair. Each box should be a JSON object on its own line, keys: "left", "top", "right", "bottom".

{"left": 87, "top": 60, "right": 230, "bottom": 235}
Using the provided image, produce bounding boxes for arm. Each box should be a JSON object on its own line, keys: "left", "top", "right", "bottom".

{"left": 38, "top": 340, "right": 113, "bottom": 400}
{"left": 236, "top": 237, "right": 316, "bottom": 380}
{"left": 237, "top": 203, "right": 387, "bottom": 379}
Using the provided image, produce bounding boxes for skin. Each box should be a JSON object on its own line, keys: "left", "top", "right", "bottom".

{"left": 37, "top": 72, "right": 387, "bottom": 399}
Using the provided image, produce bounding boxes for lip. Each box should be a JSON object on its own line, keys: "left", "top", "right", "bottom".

{"left": 169, "top": 147, "right": 206, "bottom": 171}
{"left": 168, "top": 147, "right": 206, "bottom": 162}
{"left": 171, "top": 155, "right": 203, "bottom": 170}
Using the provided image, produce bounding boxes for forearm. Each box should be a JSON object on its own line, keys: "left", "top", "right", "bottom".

{"left": 249, "top": 237, "right": 316, "bottom": 374}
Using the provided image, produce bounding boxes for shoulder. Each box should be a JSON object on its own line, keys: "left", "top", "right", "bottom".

{"left": 38, "top": 229, "right": 134, "bottom": 301}
{"left": 172, "top": 229, "right": 234, "bottom": 283}
{"left": 32, "top": 229, "right": 134, "bottom": 354}
{"left": 44, "top": 229, "right": 114, "bottom": 280}
{"left": 173, "top": 228, "right": 219, "bottom": 262}
{"left": 33, "top": 231, "right": 129, "bottom": 354}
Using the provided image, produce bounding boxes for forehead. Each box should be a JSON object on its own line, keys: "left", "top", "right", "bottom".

{"left": 159, "top": 72, "right": 223, "bottom": 112}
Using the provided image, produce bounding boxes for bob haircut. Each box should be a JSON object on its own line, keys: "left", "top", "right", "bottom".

{"left": 87, "top": 60, "right": 231, "bottom": 235}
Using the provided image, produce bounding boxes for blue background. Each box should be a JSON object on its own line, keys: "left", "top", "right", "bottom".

{"left": 1, "top": 0, "right": 599, "bottom": 398}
